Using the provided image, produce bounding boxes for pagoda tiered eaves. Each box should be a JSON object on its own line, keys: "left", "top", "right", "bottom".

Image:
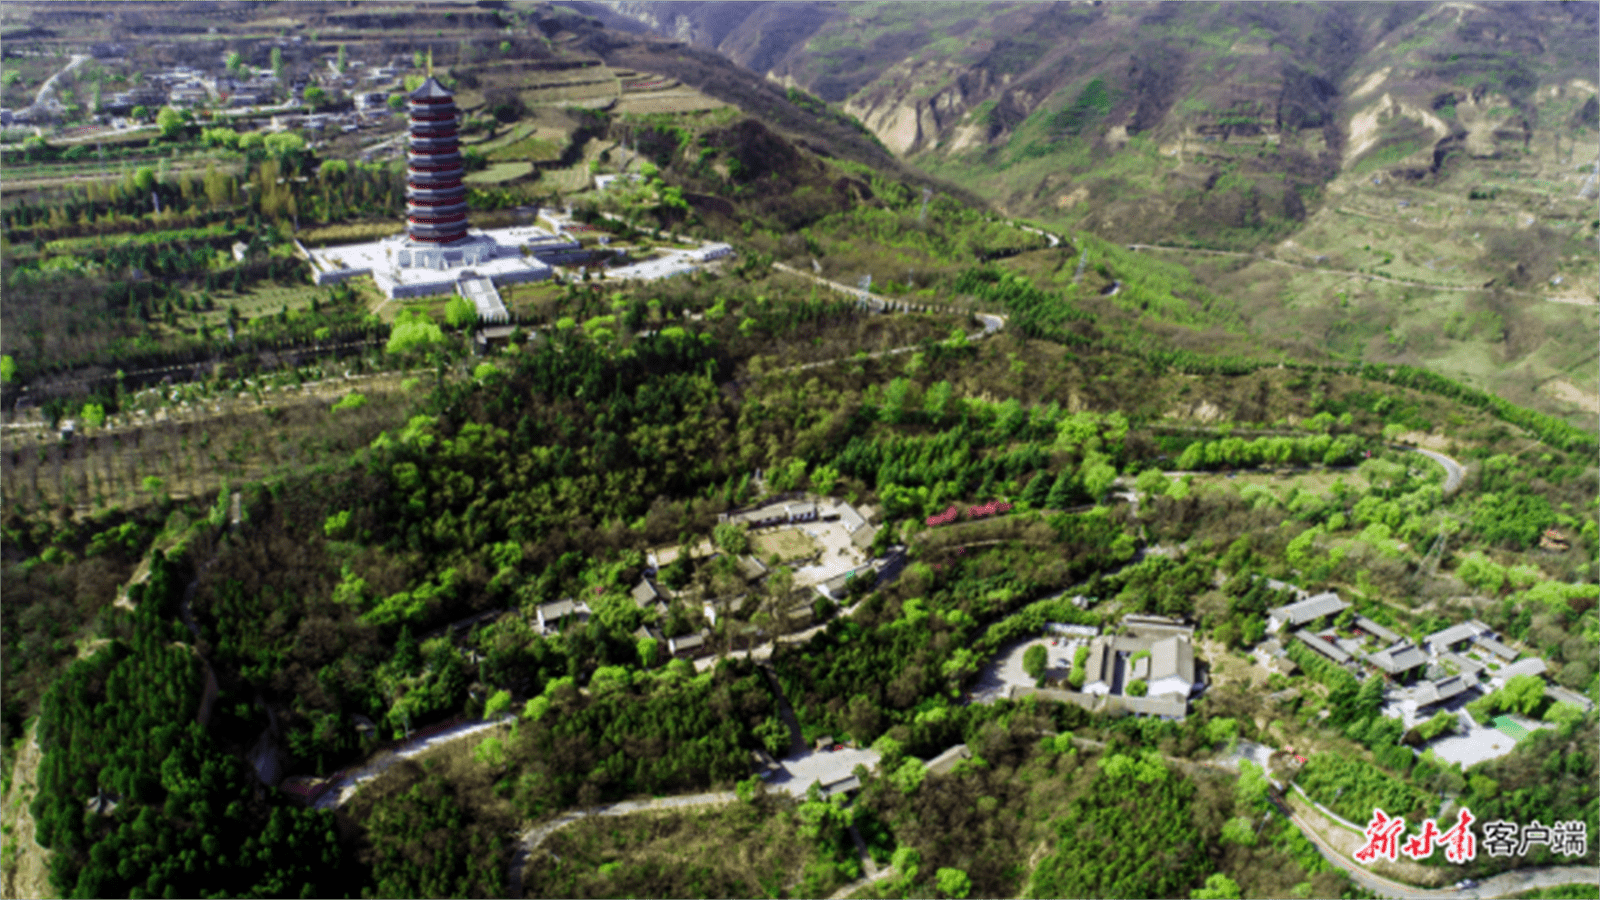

{"left": 405, "top": 77, "right": 468, "bottom": 244}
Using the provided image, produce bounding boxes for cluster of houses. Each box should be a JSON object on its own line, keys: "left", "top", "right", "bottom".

{"left": 521, "top": 495, "right": 885, "bottom": 663}
{"left": 1008, "top": 615, "right": 1203, "bottom": 721}
{"left": 1264, "top": 590, "right": 1591, "bottom": 716}
{"left": 718, "top": 496, "right": 876, "bottom": 552}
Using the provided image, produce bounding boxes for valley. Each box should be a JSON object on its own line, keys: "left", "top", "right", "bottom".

{"left": 581, "top": 0, "right": 1600, "bottom": 425}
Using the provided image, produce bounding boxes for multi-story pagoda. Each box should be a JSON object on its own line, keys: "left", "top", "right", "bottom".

{"left": 405, "top": 77, "right": 468, "bottom": 245}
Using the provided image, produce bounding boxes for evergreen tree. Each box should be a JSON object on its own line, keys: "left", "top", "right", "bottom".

{"left": 1044, "top": 470, "right": 1074, "bottom": 510}
{"left": 1022, "top": 470, "right": 1052, "bottom": 507}
{"left": 394, "top": 625, "right": 421, "bottom": 675}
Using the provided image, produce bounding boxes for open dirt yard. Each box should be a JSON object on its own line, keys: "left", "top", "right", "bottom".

{"left": 750, "top": 528, "right": 819, "bottom": 563}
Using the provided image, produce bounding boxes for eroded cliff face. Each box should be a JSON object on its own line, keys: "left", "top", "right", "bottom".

{"left": 843, "top": 62, "right": 997, "bottom": 156}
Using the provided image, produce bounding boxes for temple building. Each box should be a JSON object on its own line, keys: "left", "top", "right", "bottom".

{"left": 303, "top": 77, "right": 586, "bottom": 302}
{"left": 404, "top": 77, "right": 470, "bottom": 246}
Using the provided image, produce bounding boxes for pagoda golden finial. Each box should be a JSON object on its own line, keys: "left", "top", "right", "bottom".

{"left": 427, "top": 48, "right": 434, "bottom": 78}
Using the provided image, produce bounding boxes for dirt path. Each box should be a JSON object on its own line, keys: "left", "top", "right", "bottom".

{"left": 1, "top": 723, "right": 53, "bottom": 900}
{"left": 829, "top": 862, "right": 897, "bottom": 900}
{"left": 506, "top": 791, "right": 739, "bottom": 898}
{"left": 30, "top": 54, "right": 87, "bottom": 110}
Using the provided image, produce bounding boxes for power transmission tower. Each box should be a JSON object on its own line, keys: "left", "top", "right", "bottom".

{"left": 1417, "top": 515, "right": 1460, "bottom": 585}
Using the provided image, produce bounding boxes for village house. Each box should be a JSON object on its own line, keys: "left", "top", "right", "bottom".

{"left": 1081, "top": 619, "right": 1198, "bottom": 702}
{"left": 1491, "top": 657, "right": 1548, "bottom": 688}
{"left": 1424, "top": 621, "right": 1492, "bottom": 654}
{"left": 1293, "top": 630, "right": 1352, "bottom": 665}
{"left": 1353, "top": 616, "right": 1401, "bottom": 645}
{"left": 1472, "top": 632, "right": 1518, "bottom": 661}
{"left": 1365, "top": 641, "right": 1429, "bottom": 681}
{"left": 667, "top": 631, "right": 710, "bottom": 659}
{"left": 535, "top": 598, "right": 589, "bottom": 633}
{"left": 1266, "top": 591, "right": 1348, "bottom": 633}
{"left": 1413, "top": 675, "right": 1471, "bottom": 709}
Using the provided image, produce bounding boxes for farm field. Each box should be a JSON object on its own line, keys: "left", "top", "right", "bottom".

{"left": 464, "top": 161, "right": 534, "bottom": 185}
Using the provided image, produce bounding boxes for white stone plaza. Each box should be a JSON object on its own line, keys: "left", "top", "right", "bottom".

{"left": 304, "top": 226, "right": 571, "bottom": 300}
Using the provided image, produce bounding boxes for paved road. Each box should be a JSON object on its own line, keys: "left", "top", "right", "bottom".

{"left": 1404, "top": 446, "right": 1465, "bottom": 496}
{"left": 1284, "top": 794, "right": 1597, "bottom": 900}
{"left": 312, "top": 715, "right": 513, "bottom": 810}
{"left": 30, "top": 54, "right": 88, "bottom": 112}
{"left": 1126, "top": 243, "right": 1490, "bottom": 294}
{"left": 1125, "top": 243, "right": 1590, "bottom": 305}
{"left": 1013, "top": 223, "right": 1062, "bottom": 248}
{"left": 829, "top": 861, "right": 897, "bottom": 899}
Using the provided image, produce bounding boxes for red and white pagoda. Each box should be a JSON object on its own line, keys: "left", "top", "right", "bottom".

{"left": 404, "top": 77, "right": 470, "bottom": 244}
{"left": 304, "top": 75, "right": 588, "bottom": 300}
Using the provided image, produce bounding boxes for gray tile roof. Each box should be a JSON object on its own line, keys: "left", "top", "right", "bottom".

{"left": 850, "top": 523, "right": 878, "bottom": 550}
{"left": 1148, "top": 636, "right": 1195, "bottom": 691}
{"left": 1425, "top": 622, "right": 1483, "bottom": 649}
{"left": 1367, "top": 641, "right": 1428, "bottom": 675}
{"left": 1473, "top": 635, "right": 1517, "bottom": 660}
{"left": 1354, "top": 616, "right": 1401, "bottom": 645}
{"left": 408, "top": 76, "right": 454, "bottom": 99}
{"left": 1270, "top": 591, "right": 1348, "bottom": 627}
{"left": 536, "top": 599, "right": 589, "bottom": 630}
{"left": 836, "top": 503, "right": 866, "bottom": 533}
{"left": 1118, "top": 694, "right": 1188, "bottom": 719}
{"left": 1294, "top": 630, "right": 1352, "bottom": 664}
{"left": 1084, "top": 638, "right": 1112, "bottom": 687}
{"left": 735, "top": 555, "right": 768, "bottom": 581}
{"left": 631, "top": 578, "right": 662, "bottom": 607}
{"left": 925, "top": 744, "right": 972, "bottom": 775}
{"left": 1545, "top": 685, "right": 1595, "bottom": 712}
{"left": 1496, "top": 657, "right": 1547, "bottom": 680}
{"left": 1123, "top": 615, "right": 1196, "bottom": 639}
{"left": 669, "top": 632, "right": 707, "bottom": 654}
{"left": 1415, "top": 675, "right": 1470, "bottom": 707}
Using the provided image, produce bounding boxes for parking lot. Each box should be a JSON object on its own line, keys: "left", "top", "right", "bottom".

{"left": 1383, "top": 691, "right": 1548, "bottom": 769}
{"left": 767, "top": 745, "right": 881, "bottom": 798}
{"left": 969, "top": 635, "right": 1086, "bottom": 703}
{"left": 1427, "top": 710, "right": 1548, "bottom": 769}
{"left": 789, "top": 520, "right": 869, "bottom": 589}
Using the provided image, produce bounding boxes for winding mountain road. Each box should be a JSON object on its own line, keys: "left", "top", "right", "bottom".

{"left": 1405, "top": 446, "right": 1465, "bottom": 496}
{"left": 311, "top": 715, "right": 513, "bottom": 810}
{"left": 30, "top": 54, "right": 88, "bottom": 113}
{"left": 506, "top": 791, "right": 739, "bottom": 897}
{"left": 1284, "top": 795, "right": 1597, "bottom": 900}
